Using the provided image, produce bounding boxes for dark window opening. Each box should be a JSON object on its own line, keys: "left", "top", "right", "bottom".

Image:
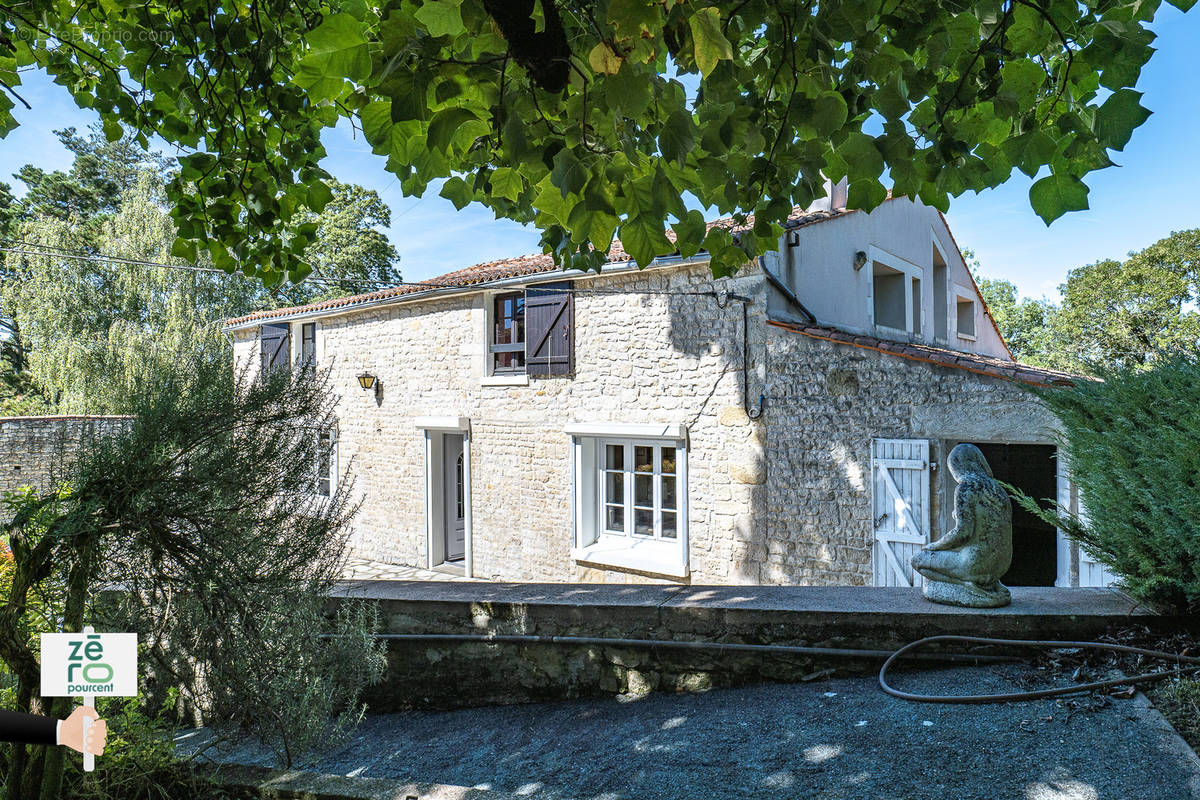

{"left": 301, "top": 322, "right": 316, "bottom": 367}
{"left": 490, "top": 292, "right": 526, "bottom": 374}
{"left": 969, "top": 442, "right": 1058, "bottom": 587}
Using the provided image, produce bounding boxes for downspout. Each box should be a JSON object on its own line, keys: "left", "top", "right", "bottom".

{"left": 759, "top": 257, "right": 817, "bottom": 324}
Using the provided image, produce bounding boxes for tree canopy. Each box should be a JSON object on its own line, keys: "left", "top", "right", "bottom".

{"left": 0, "top": 126, "right": 400, "bottom": 412}
{"left": 975, "top": 229, "right": 1200, "bottom": 374}
{"left": 0, "top": 0, "right": 1186, "bottom": 286}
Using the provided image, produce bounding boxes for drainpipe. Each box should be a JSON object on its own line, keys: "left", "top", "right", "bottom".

{"left": 759, "top": 255, "right": 816, "bottom": 324}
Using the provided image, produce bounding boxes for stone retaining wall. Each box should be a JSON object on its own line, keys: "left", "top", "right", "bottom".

{"left": 0, "top": 416, "right": 131, "bottom": 497}
{"left": 336, "top": 582, "right": 1166, "bottom": 712}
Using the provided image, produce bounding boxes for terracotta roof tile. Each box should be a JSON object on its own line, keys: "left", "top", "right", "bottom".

{"left": 767, "top": 319, "right": 1082, "bottom": 388}
{"left": 223, "top": 204, "right": 856, "bottom": 327}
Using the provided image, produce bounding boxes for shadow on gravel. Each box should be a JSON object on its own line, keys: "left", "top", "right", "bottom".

{"left": 180, "top": 664, "right": 1200, "bottom": 800}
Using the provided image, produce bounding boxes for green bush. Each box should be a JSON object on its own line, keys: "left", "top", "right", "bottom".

{"left": 1015, "top": 352, "right": 1200, "bottom": 613}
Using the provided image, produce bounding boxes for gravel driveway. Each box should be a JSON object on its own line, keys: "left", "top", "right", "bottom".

{"left": 186, "top": 664, "right": 1200, "bottom": 799}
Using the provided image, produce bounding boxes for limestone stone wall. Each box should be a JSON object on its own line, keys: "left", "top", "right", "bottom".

{"left": 761, "top": 326, "right": 1057, "bottom": 585}
{"left": 231, "top": 262, "right": 769, "bottom": 584}
{"left": 0, "top": 416, "right": 131, "bottom": 496}
{"left": 231, "top": 261, "right": 1054, "bottom": 587}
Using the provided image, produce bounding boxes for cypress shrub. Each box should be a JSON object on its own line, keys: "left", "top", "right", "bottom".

{"left": 1016, "top": 352, "right": 1200, "bottom": 613}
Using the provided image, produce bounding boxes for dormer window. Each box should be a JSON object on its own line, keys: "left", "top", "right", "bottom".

{"left": 870, "top": 249, "right": 923, "bottom": 337}
{"left": 955, "top": 287, "right": 978, "bottom": 340}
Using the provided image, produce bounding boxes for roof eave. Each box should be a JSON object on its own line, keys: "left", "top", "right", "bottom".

{"left": 223, "top": 253, "right": 714, "bottom": 332}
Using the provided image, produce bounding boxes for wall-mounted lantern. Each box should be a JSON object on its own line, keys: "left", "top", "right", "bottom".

{"left": 853, "top": 250, "right": 868, "bottom": 271}
{"left": 358, "top": 371, "right": 382, "bottom": 404}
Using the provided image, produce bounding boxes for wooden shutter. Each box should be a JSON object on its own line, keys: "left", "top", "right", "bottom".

{"left": 259, "top": 323, "right": 291, "bottom": 377}
{"left": 525, "top": 283, "right": 573, "bottom": 377}
{"left": 871, "top": 438, "right": 931, "bottom": 587}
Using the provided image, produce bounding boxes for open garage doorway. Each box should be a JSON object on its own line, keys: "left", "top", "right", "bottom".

{"left": 969, "top": 443, "right": 1058, "bottom": 587}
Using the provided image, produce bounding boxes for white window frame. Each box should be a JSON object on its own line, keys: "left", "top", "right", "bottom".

{"left": 952, "top": 283, "right": 978, "bottom": 341}
{"left": 596, "top": 438, "right": 682, "bottom": 541}
{"left": 567, "top": 423, "right": 688, "bottom": 578}
{"left": 481, "top": 290, "right": 530, "bottom": 386}
{"left": 930, "top": 231, "right": 951, "bottom": 344}
{"left": 867, "top": 245, "right": 925, "bottom": 337}
{"left": 299, "top": 425, "right": 337, "bottom": 499}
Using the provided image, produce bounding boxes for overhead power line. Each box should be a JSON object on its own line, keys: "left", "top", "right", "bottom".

{"left": 0, "top": 240, "right": 743, "bottom": 300}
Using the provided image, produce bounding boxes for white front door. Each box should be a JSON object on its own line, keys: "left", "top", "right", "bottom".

{"left": 443, "top": 433, "right": 466, "bottom": 562}
{"left": 871, "top": 439, "right": 931, "bottom": 587}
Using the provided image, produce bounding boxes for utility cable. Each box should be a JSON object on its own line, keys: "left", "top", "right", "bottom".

{"left": 0, "top": 240, "right": 745, "bottom": 299}
{"left": 878, "top": 634, "right": 1200, "bottom": 704}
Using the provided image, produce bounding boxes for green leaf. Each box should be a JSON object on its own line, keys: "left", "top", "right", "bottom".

{"left": 102, "top": 118, "right": 123, "bottom": 142}
{"left": 170, "top": 237, "right": 197, "bottom": 262}
{"left": 439, "top": 176, "right": 473, "bottom": 209}
{"left": 811, "top": 92, "right": 848, "bottom": 138}
{"left": 999, "top": 59, "right": 1046, "bottom": 109}
{"left": 619, "top": 214, "right": 673, "bottom": 266}
{"left": 294, "top": 14, "right": 371, "bottom": 103}
{"left": 838, "top": 132, "right": 885, "bottom": 179}
{"left": 672, "top": 209, "right": 707, "bottom": 258}
{"left": 659, "top": 110, "right": 696, "bottom": 166}
{"left": 551, "top": 148, "right": 589, "bottom": 199}
{"left": 414, "top": 0, "right": 465, "bottom": 38}
{"left": 1007, "top": 130, "right": 1058, "bottom": 178}
{"left": 1093, "top": 88, "right": 1151, "bottom": 151}
{"left": 689, "top": 7, "right": 733, "bottom": 77}
{"left": 306, "top": 180, "right": 335, "bottom": 213}
{"left": 427, "top": 107, "right": 479, "bottom": 153}
{"left": 1029, "top": 173, "right": 1090, "bottom": 225}
{"left": 490, "top": 167, "right": 523, "bottom": 201}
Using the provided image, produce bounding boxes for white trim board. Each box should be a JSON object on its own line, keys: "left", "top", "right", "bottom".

{"left": 415, "top": 416, "right": 472, "bottom": 432}
{"left": 565, "top": 422, "right": 688, "bottom": 440}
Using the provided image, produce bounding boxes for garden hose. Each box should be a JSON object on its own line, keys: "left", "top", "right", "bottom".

{"left": 879, "top": 635, "right": 1200, "bottom": 704}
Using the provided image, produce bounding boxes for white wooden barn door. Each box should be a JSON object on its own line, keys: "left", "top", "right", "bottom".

{"left": 871, "top": 439, "right": 931, "bottom": 587}
{"left": 1055, "top": 456, "right": 1114, "bottom": 588}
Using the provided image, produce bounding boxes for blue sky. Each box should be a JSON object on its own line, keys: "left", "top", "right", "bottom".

{"left": 2, "top": 6, "right": 1197, "bottom": 300}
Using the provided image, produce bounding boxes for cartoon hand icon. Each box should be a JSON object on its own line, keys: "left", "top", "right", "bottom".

{"left": 60, "top": 706, "right": 106, "bottom": 756}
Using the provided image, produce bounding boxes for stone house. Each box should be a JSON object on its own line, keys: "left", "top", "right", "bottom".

{"left": 224, "top": 194, "right": 1111, "bottom": 588}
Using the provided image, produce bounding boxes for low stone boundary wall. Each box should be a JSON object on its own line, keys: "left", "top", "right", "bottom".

{"left": 0, "top": 415, "right": 131, "bottom": 496}
{"left": 333, "top": 581, "right": 1180, "bottom": 712}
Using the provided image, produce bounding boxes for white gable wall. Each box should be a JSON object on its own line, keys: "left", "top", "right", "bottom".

{"left": 769, "top": 197, "right": 1010, "bottom": 360}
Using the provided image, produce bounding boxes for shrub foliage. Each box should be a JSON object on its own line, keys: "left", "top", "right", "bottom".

{"left": 0, "top": 354, "right": 384, "bottom": 798}
{"left": 1016, "top": 353, "right": 1200, "bottom": 613}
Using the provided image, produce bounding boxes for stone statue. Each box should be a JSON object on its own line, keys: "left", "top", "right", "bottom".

{"left": 911, "top": 443, "right": 1013, "bottom": 608}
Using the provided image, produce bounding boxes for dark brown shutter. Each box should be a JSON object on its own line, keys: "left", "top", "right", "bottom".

{"left": 259, "top": 323, "right": 291, "bottom": 377}
{"left": 525, "top": 282, "right": 573, "bottom": 377}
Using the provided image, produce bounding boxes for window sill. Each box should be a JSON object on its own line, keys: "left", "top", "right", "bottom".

{"left": 572, "top": 536, "right": 688, "bottom": 578}
{"left": 956, "top": 332, "right": 977, "bottom": 342}
{"left": 482, "top": 374, "right": 529, "bottom": 387}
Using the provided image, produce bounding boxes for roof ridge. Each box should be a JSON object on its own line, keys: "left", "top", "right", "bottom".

{"left": 223, "top": 203, "right": 858, "bottom": 328}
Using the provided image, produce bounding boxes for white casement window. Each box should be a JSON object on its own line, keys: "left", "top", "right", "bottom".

{"left": 568, "top": 423, "right": 688, "bottom": 578}
{"left": 308, "top": 427, "right": 337, "bottom": 498}
{"left": 599, "top": 440, "right": 681, "bottom": 540}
